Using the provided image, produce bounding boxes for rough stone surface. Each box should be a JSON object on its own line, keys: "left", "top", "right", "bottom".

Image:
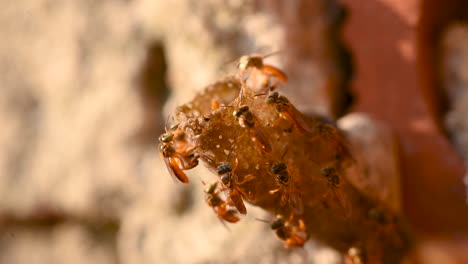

{"left": 0, "top": 0, "right": 346, "bottom": 263}
{"left": 0, "top": 223, "right": 118, "bottom": 264}
{"left": 0, "top": 0, "right": 145, "bottom": 220}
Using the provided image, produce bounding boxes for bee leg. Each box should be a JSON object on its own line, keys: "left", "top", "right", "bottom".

{"left": 237, "top": 174, "right": 254, "bottom": 185}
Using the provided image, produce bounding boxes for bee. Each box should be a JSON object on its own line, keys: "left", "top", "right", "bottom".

{"left": 368, "top": 208, "right": 389, "bottom": 225}
{"left": 320, "top": 166, "right": 351, "bottom": 217}
{"left": 259, "top": 215, "right": 306, "bottom": 248}
{"left": 233, "top": 105, "right": 272, "bottom": 153}
{"left": 367, "top": 207, "right": 406, "bottom": 250}
{"left": 204, "top": 182, "right": 240, "bottom": 223}
{"left": 266, "top": 92, "right": 313, "bottom": 133}
{"left": 309, "top": 122, "right": 353, "bottom": 163}
{"left": 159, "top": 124, "right": 199, "bottom": 183}
{"left": 237, "top": 53, "right": 288, "bottom": 92}
{"left": 217, "top": 158, "right": 255, "bottom": 215}
{"left": 268, "top": 152, "right": 304, "bottom": 215}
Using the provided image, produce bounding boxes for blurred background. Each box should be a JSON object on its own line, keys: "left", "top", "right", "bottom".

{"left": 1, "top": 0, "right": 468, "bottom": 263}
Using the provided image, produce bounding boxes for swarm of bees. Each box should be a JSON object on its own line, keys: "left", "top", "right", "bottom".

{"left": 158, "top": 53, "right": 409, "bottom": 260}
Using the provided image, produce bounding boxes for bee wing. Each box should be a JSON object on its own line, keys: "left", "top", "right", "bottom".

{"left": 227, "top": 189, "right": 247, "bottom": 215}
{"left": 205, "top": 193, "right": 222, "bottom": 208}
{"left": 280, "top": 107, "right": 313, "bottom": 133}
{"left": 332, "top": 189, "right": 352, "bottom": 218}
{"left": 161, "top": 154, "right": 178, "bottom": 183}
{"left": 162, "top": 155, "right": 189, "bottom": 183}
{"left": 252, "top": 124, "right": 272, "bottom": 152}
{"left": 220, "top": 208, "right": 241, "bottom": 223}
{"left": 237, "top": 181, "right": 255, "bottom": 202}
{"left": 318, "top": 123, "right": 353, "bottom": 160}
{"left": 175, "top": 152, "right": 199, "bottom": 170}
{"left": 289, "top": 192, "right": 304, "bottom": 215}
{"left": 287, "top": 234, "right": 306, "bottom": 247}
{"left": 262, "top": 64, "right": 288, "bottom": 82}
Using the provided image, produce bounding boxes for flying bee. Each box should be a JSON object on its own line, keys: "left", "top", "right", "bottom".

{"left": 217, "top": 158, "right": 255, "bottom": 215}
{"left": 266, "top": 92, "right": 313, "bottom": 133}
{"left": 258, "top": 214, "right": 306, "bottom": 248}
{"left": 237, "top": 53, "right": 288, "bottom": 92}
{"left": 268, "top": 152, "right": 304, "bottom": 215}
{"left": 159, "top": 124, "right": 199, "bottom": 183}
{"left": 271, "top": 215, "right": 306, "bottom": 248}
{"left": 204, "top": 182, "right": 240, "bottom": 223}
{"left": 233, "top": 105, "right": 272, "bottom": 153}
{"left": 320, "top": 166, "right": 351, "bottom": 217}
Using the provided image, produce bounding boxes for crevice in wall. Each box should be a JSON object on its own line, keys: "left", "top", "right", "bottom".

{"left": 134, "top": 41, "right": 170, "bottom": 146}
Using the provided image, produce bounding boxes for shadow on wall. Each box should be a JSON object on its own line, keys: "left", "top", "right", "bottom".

{"left": 133, "top": 42, "right": 170, "bottom": 146}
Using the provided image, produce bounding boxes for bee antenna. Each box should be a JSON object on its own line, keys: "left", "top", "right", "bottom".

{"left": 263, "top": 50, "right": 283, "bottom": 59}
{"left": 200, "top": 151, "right": 215, "bottom": 164}
{"left": 238, "top": 85, "right": 245, "bottom": 105}
{"left": 218, "top": 218, "right": 232, "bottom": 232}
{"left": 219, "top": 104, "right": 233, "bottom": 109}
{"left": 221, "top": 54, "right": 241, "bottom": 68}
{"left": 281, "top": 148, "right": 288, "bottom": 161}
{"left": 254, "top": 217, "right": 270, "bottom": 224}
{"left": 164, "top": 113, "right": 171, "bottom": 131}
{"left": 226, "top": 144, "right": 236, "bottom": 160}
{"left": 254, "top": 92, "right": 268, "bottom": 97}
{"left": 309, "top": 158, "right": 321, "bottom": 168}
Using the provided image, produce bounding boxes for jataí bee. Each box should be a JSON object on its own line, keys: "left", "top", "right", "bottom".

{"left": 237, "top": 53, "right": 288, "bottom": 92}
{"left": 204, "top": 182, "right": 240, "bottom": 223}
{"left": 320, "top": 166, "right": 351, "bottom": 218}
{"left": 216, "top": 158, "right": 255, "bottom": 215}
{"left": 266, "top": 92, "right": 313, "bottom": 134}
{"left": 258, "top": 214, "right": 306, "bottom": 248}
{"left": 159, "top": 124, "right": 199, "bottom": 183}
{"left": 268, "top": 151, "right": 304, "bottom": 214}
{"left": 233, "top": 105, "right": 272, "bottom": 153}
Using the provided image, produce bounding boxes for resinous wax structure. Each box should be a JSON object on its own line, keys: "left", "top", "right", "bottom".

{"left": 158, "top": 54, "right": 410, "bottom": 263}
